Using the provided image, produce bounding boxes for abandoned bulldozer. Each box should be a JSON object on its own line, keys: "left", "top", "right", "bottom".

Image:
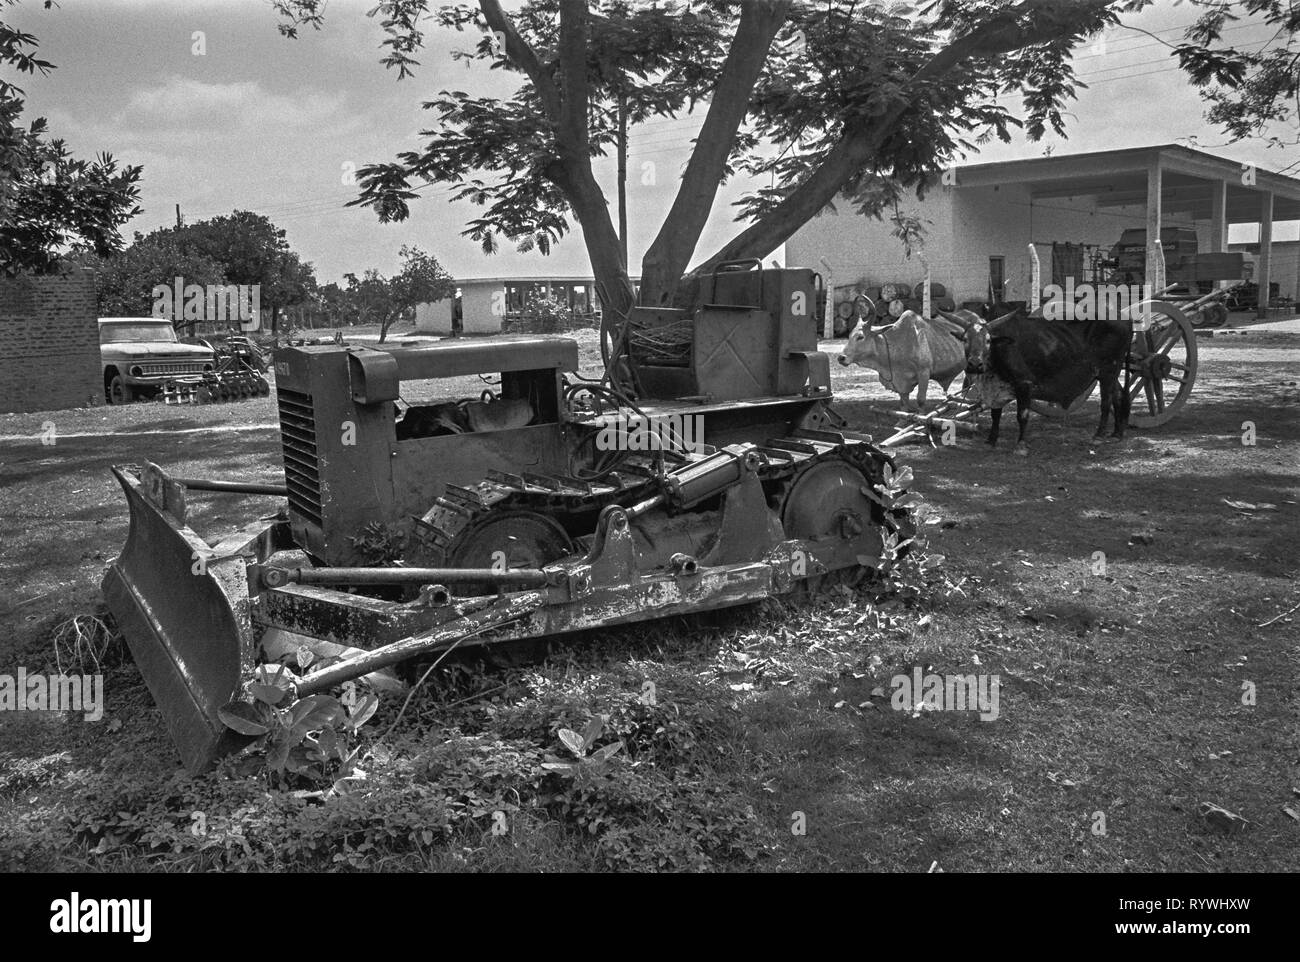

{"left": 104, "top": 263, "right": 915, "bottom": 770}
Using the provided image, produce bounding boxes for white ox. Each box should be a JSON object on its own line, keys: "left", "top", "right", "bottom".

{"left": 837, "top": 310, "right": 966, "bottom": 410}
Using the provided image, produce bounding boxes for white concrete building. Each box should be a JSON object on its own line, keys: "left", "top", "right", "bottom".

{"left": 787, "top": 144, "right": 1300, "bottom": 317}
{"left": 415, "top": 276, "right": 603, "bottom": 335}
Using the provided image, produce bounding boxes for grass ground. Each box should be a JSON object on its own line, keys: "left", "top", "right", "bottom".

{"left": 1, "top": 324, "right": 1296, "bottom": 871}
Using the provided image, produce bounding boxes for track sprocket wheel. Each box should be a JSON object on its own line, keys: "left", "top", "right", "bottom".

{"left": 779, "top": 457, "right": 879, "bottom": 591}
{"left": 438, "top": 509, "right": 574, "bottom": 597}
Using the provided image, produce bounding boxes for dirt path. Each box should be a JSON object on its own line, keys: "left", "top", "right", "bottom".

{"left": 765, "top": 333, "right": 1300, "bottom": 870}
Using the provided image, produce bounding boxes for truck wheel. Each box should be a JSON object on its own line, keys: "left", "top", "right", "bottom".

{"left": 108, "top": 374, "right": 135, "bottom": 405}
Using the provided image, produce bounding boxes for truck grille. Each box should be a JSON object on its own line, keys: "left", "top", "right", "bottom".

{"left": 277, "top": 387, "right": 322, "bottom": 525}
{"left": 143, "top": 360, "right": 209, "bottom": 375}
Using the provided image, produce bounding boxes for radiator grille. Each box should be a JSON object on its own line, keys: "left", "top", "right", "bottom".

{"left": 276, "top": 387, "right": 322, "bottom": 525}
{"left": 143, "top": 360, "right": 209, "bottom": 375}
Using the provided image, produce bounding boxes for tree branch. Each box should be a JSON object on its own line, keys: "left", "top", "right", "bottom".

{"left": 639, "top": 0, "right": 792, "bottom": 305}
{"left": 691, "top": 0, "right": 1117, "bottom": 281}
{"left": 557, "top": 0, "right": 589, "bottom": 154}
{"left": 479, "top": 0, "right": 562, "bottom": 121}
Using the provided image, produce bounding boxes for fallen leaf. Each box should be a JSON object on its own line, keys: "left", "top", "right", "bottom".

{"left": 1199, "top": 801, "right": 1247, "bottom": 834}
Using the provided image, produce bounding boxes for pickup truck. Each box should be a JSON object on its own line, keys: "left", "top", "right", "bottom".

{"left": 99, "top": 317, "right": 216, "bottom": 404}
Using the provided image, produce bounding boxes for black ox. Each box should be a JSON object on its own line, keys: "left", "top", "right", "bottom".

{"left": 940, "top": 309, "right": 1133, "bottom": 454}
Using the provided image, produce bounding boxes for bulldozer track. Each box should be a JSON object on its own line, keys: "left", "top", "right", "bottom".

{"left": 413, "top": 429, "right": 893, "bottom": 567}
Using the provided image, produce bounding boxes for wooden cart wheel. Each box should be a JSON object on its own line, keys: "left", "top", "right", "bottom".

{"left": 1126, "top": 300, "right": 1197, "bottom": 428}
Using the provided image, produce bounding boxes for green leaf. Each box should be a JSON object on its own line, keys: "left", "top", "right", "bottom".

{"left": 289, "top": 694, "right": 346, "bottom": 738}
{"left": 267, "top": 734, "right": 293, "bottom": 772}
{"left": 218, "top": 701, "right": 270, "bottom": 736}
{"left": 251, "top": 683, "right": 287, "bottom": 706}
{"left": 316, "top": 725, "right": 338, "bottom": 760}
{"left": 347, "top": 692, "right": 379, "bottom": 731}
{"left": 558, "top": 728, "right": 586, "bottom": 757}
{"left": 593, "top": 741, "right": 624, "bottom": 761}
{"left": 580, "top": 714, "right": 605, "bottom": 749}
{"left": 339, "top": 746, "right": 363, "bottom": 779}
{"left": 284, "top": 745, "right": 313, "bottom": 774}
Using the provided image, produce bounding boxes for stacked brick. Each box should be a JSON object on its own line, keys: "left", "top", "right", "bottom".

{"left": 0, "top": 269, "right": 101, "bottom": 413}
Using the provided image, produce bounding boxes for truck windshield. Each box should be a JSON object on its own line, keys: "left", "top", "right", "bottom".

{"left": 100, "top": 323, "right": 178, "bottom": 345}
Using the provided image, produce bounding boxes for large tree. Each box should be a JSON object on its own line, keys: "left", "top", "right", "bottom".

{"left": 176, "top": 210, "right": 317, "bottom": 331}
{"left": 1, "top": 0, "right": 142, "bottom": 275}
{"left": 272, "top": 0, "right": 1292, "bottom": 342}
{"left": 92, "top": 232, "right": 225, "bottom": 318}
{"left": 273, "top": 0, "right": 1125, "bottom": 317}
{"left": 1174, "top": 0, "right": 1300, "bottom": 170}
{"left": 90, "top": 212, "right": 319, "bottom": 330}
{"left": 341, "top": 244, "right": 456, "bottom": 342}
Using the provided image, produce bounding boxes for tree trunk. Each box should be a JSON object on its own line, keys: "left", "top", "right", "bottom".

{"left": 548, "top": 156, "right": 636, "bottom": 324}
{"left": 617, "top": 95, "right": 628, "bottom": 268}
{"left": 638, "top": 0, "right": 790, "bottom": 308}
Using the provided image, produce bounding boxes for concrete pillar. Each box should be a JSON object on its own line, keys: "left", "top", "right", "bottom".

{"left": 1146, "top": 163, "right": 1163, "bottom": 290}
{"left": 1209, "top": 179, "right": 1228, "bottom": 252}
{"left": 1257, "top": 192, "right": 1273, "bottom": 319}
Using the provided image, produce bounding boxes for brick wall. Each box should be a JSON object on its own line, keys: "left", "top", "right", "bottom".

{"left": 0, "top": 269, "right": 101, "bottom": 414}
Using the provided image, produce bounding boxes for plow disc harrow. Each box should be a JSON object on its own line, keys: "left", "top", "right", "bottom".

{"left": 163, "top": 333, "right": 271, "bottom": 404}
{"left": 162, "top": 371, "right": 270, "bottom": 404}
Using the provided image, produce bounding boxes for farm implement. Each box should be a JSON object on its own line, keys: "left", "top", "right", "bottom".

{"left": 161, "top": 334, "right": 272, "bottom": 404}
{"left": 103, "top": 264, "right": 917, "bottom": 771}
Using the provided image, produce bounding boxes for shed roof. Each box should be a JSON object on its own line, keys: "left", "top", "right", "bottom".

{"left": 955, "top": 144, "right": 1300, "bottom": 222}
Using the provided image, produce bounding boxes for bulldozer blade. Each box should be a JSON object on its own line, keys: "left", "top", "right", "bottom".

{"left": 102, "top": 463, "right": 278, "bottom": 772}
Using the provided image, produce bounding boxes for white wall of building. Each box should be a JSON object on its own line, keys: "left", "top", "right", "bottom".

{"left": 788, "top": 183, "right": 1205, "bottom": 306}
{"left": 460, "top": 281, "right": 503, "bottom": 334}
{"left": 414, "top": 299, "right": 453, "bottom": 334}
{"left": 784, "top": 189, "right": 955, "bottom": 298}
{"left": 413, "top": 282, "right": 503, "bottom": 335}
{"left": 1229, "top": 240, "right": 1299, "bottom": 300}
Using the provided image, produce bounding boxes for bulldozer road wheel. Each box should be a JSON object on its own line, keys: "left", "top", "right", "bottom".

{"left": 435, "top": 510, "right": 574, "bottom": 597}
{"left": 779, "top": 457, "right": 882, "bottom": 593}
{"left": 780, "top": 459, "right": 876, "bottom": 542}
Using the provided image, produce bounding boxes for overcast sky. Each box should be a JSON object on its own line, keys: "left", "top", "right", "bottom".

{"left": 11, "top": 0, "right": 1299, "bottom": 284}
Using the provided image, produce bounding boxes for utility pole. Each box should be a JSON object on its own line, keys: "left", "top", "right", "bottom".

{"left": 175, "top": 204, "right": 183, "bottom": 229}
